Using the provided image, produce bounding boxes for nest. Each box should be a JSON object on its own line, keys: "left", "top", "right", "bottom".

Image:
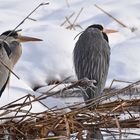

{"left": 0, "top": 79, "right": 140, "bottom": 139}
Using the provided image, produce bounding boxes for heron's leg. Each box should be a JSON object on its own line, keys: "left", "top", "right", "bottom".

{"left": 86, "top": 127, "right": 103, "bottom": 140}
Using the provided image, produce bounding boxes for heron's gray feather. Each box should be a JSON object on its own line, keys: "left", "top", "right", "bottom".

{"left": 0, "top": 42, "right": 11, "bottom": 96}
{"left": 73, "top": 28, "right": 110, "bottom": 100}
{"left": 0, "top": 74, "right": 10, "bottom": 97}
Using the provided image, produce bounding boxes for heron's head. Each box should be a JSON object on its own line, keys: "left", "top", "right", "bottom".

{"left": 0, "top": 30, "right": 42, "bottom": 66}
{"left": 0, "top": 30, "right": 42, "bottom": 43}
{"left": 87, "top": 24, "right": 104, "bottom": 31}
{"left": 87, "top": 24, "right": 118, "bottom": 42}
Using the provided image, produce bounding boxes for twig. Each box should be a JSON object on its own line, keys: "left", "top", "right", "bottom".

{"left": 70, "top": 7, "right": 83, "bottom": 30}
{"left": 60, "top": 12, "right": 75, "bottom": 26}
{"left": 0, "top": 58, "right": 19, "bottom": 79}
{"left": 30, "top": 94, "right": 57, "bottom": 115}
{"left": 3, "top": 2, "right": 49, "bottom": 41}
{"left": 44, "top": 136, "right": 68, "bottom": 139}
{"left": 27, "top": 17, "right": 37, "bottom": 21}
{"left": 94, "top": 4, "right": 127, "bottom": 27}
{"left": 94, "top": 4, "right": 136, "bottom": 32}
{"left": 94, "top": 4, "right": 137, "bottom": 32}
{"left": 114, "top": 115, "right": 122, "bottom": 139}
{"left": 63, "top": 8, "right": 83, "bottom": 30}
{"left": 64, "top": 115, "right": 70, "bottom": 136}
{"left": 36, "top": 76, "right": 72, "bottom": 100}
{"left": 72, "top": 8, "right": 83, "bottom": 26}
{"left": 109, "top": 79, "right": 133, "bottom": 89}
{"left": 16, "top": 95, "right": 33, "bottom": 123}
{"left": 101, "top": 129, "right": 140, "bottom": 136}
{"left": 1, "top": 79, "right": 140, "bottom": 138}
{"left": 65, "top": 17, "right": 74, "bottom": 29}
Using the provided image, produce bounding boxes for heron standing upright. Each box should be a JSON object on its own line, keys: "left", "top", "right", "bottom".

{"left": 73, "top": 24, "right": 117, "bottom": 106}
{"left": 0, "top": 30, "right": 42, "bottom": 97}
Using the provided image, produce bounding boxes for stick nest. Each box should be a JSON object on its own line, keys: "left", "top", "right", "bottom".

{"left": 1, "top": 79, "right": 140, "bottom": 139}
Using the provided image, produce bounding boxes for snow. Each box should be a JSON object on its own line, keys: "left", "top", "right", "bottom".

{"left": 0, "top": 0, "right": 140, "bottom": 89}
{"left": 0, "top": 74, "right": 69, "bottom": 113}
{"left": 0, "top": 0, "right": 140, "bottom": 138}
{"left": 16, "top": 25, "right": 78, "bottom": 88}
{"left": 13, "top": 0, "right": 140, "bottom": 89}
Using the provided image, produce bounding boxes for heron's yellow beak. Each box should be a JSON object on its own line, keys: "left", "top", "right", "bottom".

{"left": 103, "top": 28, "right": 118, "bottom": 34}
{"left": 18, "top": 35, "right": 43, "bottom": 42}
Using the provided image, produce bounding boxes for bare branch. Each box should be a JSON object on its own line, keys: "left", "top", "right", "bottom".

{"left": 94, "top": 4, "right": 128, "bottom": 28}
{"left": 3, "top": 2, "right": 49, "bottom": 41}
{"left": 60, "top": 12, "right": 75, "bottom": 26}
{"left": 0, "top": 58, "right": 19, "bottom": 79}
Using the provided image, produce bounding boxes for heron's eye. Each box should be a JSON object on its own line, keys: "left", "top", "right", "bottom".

{"left": 17, "top": 32, "right": 21, "bottom": 37}
{"left": 12, "top": 32, "right": 19, "bottom": 39}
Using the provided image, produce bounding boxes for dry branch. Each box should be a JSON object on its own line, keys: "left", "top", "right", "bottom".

{"left": 69, "top": 7, "right": 83, "bottom": 30}
{"left": 94, "top": 4, "right": 127, "bottom": 28}
{"left": 60, "top": 12, "right": 75, "bottom": 26}
{"left": 0, "top": 79, "right": 140, "bottom": 139}
{"left": 61, "top": 8, "right": 83, "bottom": 30}
{"left": 94, "top": 4, "right": 137, "bottom": 32}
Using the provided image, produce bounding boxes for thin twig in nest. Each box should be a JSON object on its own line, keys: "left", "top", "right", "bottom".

{"left": 109, "top": 79, "right": 133, "bottom": 89}
{"left": 0, "top": 78, "right": 140, "bottom": 139}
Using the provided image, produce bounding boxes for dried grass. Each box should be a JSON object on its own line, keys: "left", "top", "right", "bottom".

{"left": 60, "top": 8, "right": 83, "bottom": 30}
{"left": 94, "top": 4, "right": 138, "bottom": 32}
{"left": 0, "top": 79, "right": 140, "bottom": 139}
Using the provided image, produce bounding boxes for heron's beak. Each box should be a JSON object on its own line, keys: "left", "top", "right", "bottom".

{"left": 103, "top": 28, "right": 118, "bottom": 34}
{"left": 18, "top": 35, "right": 43, "bottom": 42}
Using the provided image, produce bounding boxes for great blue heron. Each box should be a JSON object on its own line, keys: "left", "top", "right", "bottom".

{"left": 73, "top": 24, "right": 117, "bottom": 106}
{"left": 0, "top": 30, "right": 42, "bottom": 96}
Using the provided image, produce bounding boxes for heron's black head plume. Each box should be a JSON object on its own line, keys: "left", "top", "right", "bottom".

{"left": 1, "top": 29, "right": 22, "bottom": 39}
{"left": 87, "top": 24, "right": 103, "bottom": 31}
